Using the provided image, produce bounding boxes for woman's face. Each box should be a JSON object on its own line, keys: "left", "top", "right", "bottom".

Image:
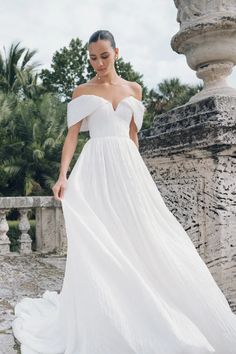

{"left": 88, "top": 39, "right": 118, "bottom": 77}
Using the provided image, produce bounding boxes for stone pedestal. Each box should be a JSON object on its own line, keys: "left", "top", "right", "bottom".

{"left": 139, "top": 95, "right": 236, "bottom": 311}
{"left": 171, "top": 0, "right": 236, "bottom": 103}
{"left": 36, "top": 204, "right": 67, "bottom": 255}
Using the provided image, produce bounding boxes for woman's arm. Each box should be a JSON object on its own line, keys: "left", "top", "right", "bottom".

{"left": 52, "top": 122, "right": 82, "bottom": 200}
{"left": 52, "top": 88, "right": 83, "bottom": 200}
{"left": 59, "top": 123, "right": 82, "bottom": 179}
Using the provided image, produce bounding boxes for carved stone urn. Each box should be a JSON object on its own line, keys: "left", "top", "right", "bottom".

{"left": 171, "top": 0, "right": 236, "bottom": 103}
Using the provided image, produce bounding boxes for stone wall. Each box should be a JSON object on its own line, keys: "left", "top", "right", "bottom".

{"left": 139, "top": 95, "right": 236, "bottom": 311}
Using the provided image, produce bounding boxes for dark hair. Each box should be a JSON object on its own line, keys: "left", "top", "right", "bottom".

{"left": 88, "top": 30, "right": 116, "bottom": 49}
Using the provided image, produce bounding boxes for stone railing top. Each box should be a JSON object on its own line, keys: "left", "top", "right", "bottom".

{"left": 0, "top": 196, "right": 61, "bottom": 209}
{"left": 139, "top": 95, "right": 236, "bottom": 156}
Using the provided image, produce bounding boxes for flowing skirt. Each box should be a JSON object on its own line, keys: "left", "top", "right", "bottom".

{"left": 12, "top": 136, "right": 236, "bottom": 354}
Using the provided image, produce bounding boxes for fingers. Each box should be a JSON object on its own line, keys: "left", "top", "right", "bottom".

{"left": 52, "top": 185, "right": 63, "bottom": 201}
{"left": 52, "top": 179, "right": 68, "bottom": 201}
{"left": 59, "top": 186, "right": 65, "bottom": 200}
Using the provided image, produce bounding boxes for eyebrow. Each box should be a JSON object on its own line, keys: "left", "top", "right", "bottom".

{"left": 89, "top": 51, "right": 109, "bottom": 56}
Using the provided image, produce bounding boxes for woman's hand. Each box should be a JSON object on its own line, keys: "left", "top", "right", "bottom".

{"left": 52, "top": 177, "right": 68, "bottom": 201}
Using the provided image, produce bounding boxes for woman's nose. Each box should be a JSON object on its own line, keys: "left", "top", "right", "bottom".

{"left": 98, "top": 60, "right": 104, "bottom": 66}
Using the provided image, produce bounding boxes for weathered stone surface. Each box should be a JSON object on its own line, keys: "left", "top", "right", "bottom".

{"left": 139, "top": 95, "right": 236, "bottom": 313}
{"left": 171, "top": 0, "right": 236, "bottom": 102}
{"left": 140, "top": 96, "right": 236, "bottom": 151}
{"left": 0, "top": 197, "right": 67, "bottom": 255}
{"left": 174, "top": 0, "right": 236, "bottom": 27}
{"left": 0, "top": 196, "right": 60, "bottom": 209}
{"left": 36, "top": 205, "right": 67, "bottom": 254}
{"left": 0, "top": 253, "right": 66, "bottom": 353}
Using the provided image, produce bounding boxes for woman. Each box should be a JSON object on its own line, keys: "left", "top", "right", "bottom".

{"left": 12, "top": 30, "right": 236, "bottom": 354}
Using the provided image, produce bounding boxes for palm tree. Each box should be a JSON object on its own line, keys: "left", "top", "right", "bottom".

{"left": 0, "top": 41, "right": 41, "bottom": 95}
{"left": 0, "top": 92, "right": 71, "bottom": 196}
{"left": 145, "top": 78, "right": 203, "bottom": 122}
{"left": 157, "top": 78, "right": 202, "bottom": 111}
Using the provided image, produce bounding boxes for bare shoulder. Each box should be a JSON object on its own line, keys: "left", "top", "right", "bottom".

{"left": 128, "top": 81, "right": 143, "bottom": 101}
{"left": 71, "top": 80, "right": 143, "bottom": 100}
{"left": 71, "top": 83, "right": 91, "bottom": 99}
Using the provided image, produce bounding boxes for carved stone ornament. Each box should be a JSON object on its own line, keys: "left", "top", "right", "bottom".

{"left": 171, "top": 0, "right": 236, "bottom": 103}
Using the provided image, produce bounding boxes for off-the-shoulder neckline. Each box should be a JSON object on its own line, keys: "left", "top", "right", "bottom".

{"left": 70, "top": 94, "right": 144, "bottom": 112}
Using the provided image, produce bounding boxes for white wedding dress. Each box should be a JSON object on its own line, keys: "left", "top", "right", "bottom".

{"left": 12, "top": 94, "right": 236, "bottom": 354}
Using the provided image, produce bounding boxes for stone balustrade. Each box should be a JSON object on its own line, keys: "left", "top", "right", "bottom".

{"left": 0, "top": 196, "right": 67, "bottom": 256}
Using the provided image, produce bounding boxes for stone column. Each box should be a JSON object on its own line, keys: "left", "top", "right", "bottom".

{"left": 171, "top": 0, "right": 236, "bottom": 103}
{"left": 138, "top": 1, "right": 236, "bottom": 313}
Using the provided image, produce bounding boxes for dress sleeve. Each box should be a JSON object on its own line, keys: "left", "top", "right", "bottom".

{"left": 67, "top": 95, "right": 103, "bottom": 131}
{"left": 124, "top": 97, "right": 146, "bottom": 132}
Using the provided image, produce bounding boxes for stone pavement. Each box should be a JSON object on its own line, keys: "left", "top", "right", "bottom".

{"left": 0, "top": 252, "right": 66, "bottom": 354}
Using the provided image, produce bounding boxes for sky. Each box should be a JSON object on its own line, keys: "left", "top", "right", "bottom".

{"left": 1, "top": 0, "right": 236, "bottom": 92}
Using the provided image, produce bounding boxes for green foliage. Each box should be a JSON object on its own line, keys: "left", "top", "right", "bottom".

{"left": 0, "top": 38, "right": 203, "bottom": 197}
{"left": 0, "top": 92, "right": 67, "bottom": 196}
{"left": 152, "top": 78, "right": 202, "bottom": 113}
{"left": 143, "top": 78, "right": 203, "bottom": 128}
{"left": 0, "top": 41, "right": 42, "bottom": 98}
{"left": 40, "top": 38, "right": 88, "bottom": 100}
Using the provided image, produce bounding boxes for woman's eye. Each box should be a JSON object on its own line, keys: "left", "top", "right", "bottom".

{"left": 90, "top": 56, "right": 109, "bottom": 61}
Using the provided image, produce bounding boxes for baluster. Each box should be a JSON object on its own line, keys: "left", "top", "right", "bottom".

{"left": 0, "top": 209, "right": 11, "bottom": 255}
{"left": 18, "top": 208, "right": 32, "bottom": 254}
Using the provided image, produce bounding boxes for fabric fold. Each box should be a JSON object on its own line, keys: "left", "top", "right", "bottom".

{"left": 67, "top": 95, "right": 105, "bottom": 130}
